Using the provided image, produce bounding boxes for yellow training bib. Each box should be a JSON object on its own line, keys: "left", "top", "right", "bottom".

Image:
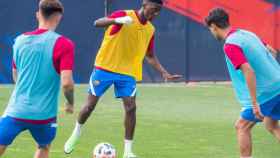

{"left": 95, "top": 10, "right": 155, "bottom": 81}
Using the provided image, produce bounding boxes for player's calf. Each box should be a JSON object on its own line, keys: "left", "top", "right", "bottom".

{"left": 123, "top": 97, "right": 137, "bottom": 139}
{"left": 0, "top": 145, "right": 6, "bottom": 157}
{"left": 78, "top": 94, "right": 99, "bottom": 124}
{"left": 124, "top": 103, "right": 137, "bottom": 116}
{"left": 235, "top": 119, "right": 255, "bottom": 158}
{"left": 263, "top": 117, "right": 280, "bottom": 141}
{"left": 124, "top": 105, "right": 136, "bottom": 140}
{"left": 64, "top": 94, "right": 99, "bottom": 154}
{"left": 122, "top": 97, "right": 137, "bottom": 157}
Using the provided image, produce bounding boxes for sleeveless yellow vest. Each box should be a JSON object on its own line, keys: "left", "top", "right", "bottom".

{"left": 95, "top": 10, "right": 155, "bottom": 81}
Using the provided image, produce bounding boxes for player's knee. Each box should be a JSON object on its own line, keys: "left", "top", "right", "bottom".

{"left": 85, "top": 100, "right": 97, "bottom": 112}
{"left": 125, "top": 104, "right": 136, "bottom": 114}
{"left": 86, "top": 104, "right": 96, "bottom": 112}
{"left": 235, "top": 120, "right": 251, "bottom": 133}
{"left": 37, "top": 145, "right": 50, "bottom": 150}
{"left": 85, "top": 95, "right": 98, "bottom": 112}
{"left": 37, "top": 144, "right": 50, "bottom": 151}
{"left": 235, "top": 122, "right": 242, "bottom": 131}
{"left": 235, "top": 120, "right": 242, "bottom": 130}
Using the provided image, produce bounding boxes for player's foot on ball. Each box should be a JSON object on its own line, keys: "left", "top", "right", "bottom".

{"left": 123, "top": 152, "right": 138, "bottom": 158}
{"left": 64, "top": 133, "right": 80, "bottom": 154}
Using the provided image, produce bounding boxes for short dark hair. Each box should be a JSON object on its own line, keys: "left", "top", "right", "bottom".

{"left": 39, "top": 0, "right": 64, "bottom": 19}
{"left": 205, "top": 8, "right": 230, "bottom": 29}
{"left": 146, "top": 0, "right": 163, "bottom": 5}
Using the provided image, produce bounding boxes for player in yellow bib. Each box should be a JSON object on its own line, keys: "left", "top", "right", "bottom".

{"left": 64, "top": 0, "right": 181, "bottom": 157}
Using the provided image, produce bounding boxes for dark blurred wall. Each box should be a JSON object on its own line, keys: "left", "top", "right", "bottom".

{"left": 0, "top": 0, "right": 279, "bottom": 83}
{"left": 0, "top": 0, "right": 105, "bottom": 83}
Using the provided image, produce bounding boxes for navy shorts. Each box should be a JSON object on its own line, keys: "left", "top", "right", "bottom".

{"left": 88, "top": 69, "right": 137, "bottom": 98}
{"left": 241, "top": 95, "right": 280, "bottom": 122}
{"left": 0, "top": 116, "right": 57, "bottom": 148}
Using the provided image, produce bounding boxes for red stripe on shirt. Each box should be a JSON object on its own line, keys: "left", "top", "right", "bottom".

{"left": 12, "top": 60, "right": 16, "bottom": 69}
{"left": 95, "top": 66, "right": 113, "bottom": 72}
{"left": 14, "top": 117, "right": 56, "bottom": 124}
{"left": 24, "top": 29, "right": 48, "bottom": 35}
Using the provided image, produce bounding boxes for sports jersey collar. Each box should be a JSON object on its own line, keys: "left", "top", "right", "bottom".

{"left": 226, "top": 28, "right": 238, "bottom": 38}
{"left": 24, "top": 28, "right": 48, "bottom": 35}
{"left": 134, "top": 10, "right": 147, "bottom": 25}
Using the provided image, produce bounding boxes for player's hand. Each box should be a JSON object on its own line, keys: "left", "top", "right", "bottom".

{"left": 114, "top": 16, "right": 133, "bottom": 25}
{"left": 162, "top": 72, "right": 182, "bottom": 82}
{"left": 65, "top": 103, "right": 74, "bottom": 114}
{"left": 253, "top": 102, "right": 264, "bottom": 120}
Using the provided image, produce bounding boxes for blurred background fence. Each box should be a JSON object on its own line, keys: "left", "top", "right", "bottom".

{"left": 0, "top": 0, "right": 279, "bottom": 83}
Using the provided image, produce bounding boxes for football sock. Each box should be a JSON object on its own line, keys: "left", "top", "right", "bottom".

{"left": 124, "top": 139, "right": 133, "bottom": 154}
{"left": 73, "top": 121, "right": 82, "bottom": 136}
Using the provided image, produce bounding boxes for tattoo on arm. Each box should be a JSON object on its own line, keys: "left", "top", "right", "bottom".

{"left": 64, "top": 88, "right": 74, "bottom": 105}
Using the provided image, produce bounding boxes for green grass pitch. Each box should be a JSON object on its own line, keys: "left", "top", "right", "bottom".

{"left": 0, "top": 84, "right": 279, "bottom": 158}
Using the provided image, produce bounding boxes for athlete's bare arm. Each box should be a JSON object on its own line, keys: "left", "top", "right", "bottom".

{"left": 61, "top": 70, "right": 74, "bottom": 114}
{"left": 94, "top": 16, "right": 132, "bottom": 28}
{"left": 145, "top": 51, "right": 182, "bottom": 81}
{"left": 240, "top": 63, "right": 263, "bottom": 120}
{"left": 94, "top": 17, "right": 116, "bottom": 28}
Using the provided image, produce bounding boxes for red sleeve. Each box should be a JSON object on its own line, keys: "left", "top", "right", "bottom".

{"left": 147, "top": 34, "right": 155, "bottom": 55}
{"left": 53, "top": 36, "right": 75, "bottom": 74}
{"left": 108, "top": 10, "right": 127, "bottom": 36}
{"left": 224, "top": 44, "right": 248, "bottom": 69}
{"left": 108, "top": 10, "right": 127, "bottom": 19}
{"left": 12, "top": 60, "right": 16, "bottom": 69}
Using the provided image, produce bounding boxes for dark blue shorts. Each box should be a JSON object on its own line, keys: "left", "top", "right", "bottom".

{"left": 88, "top": 69, "right": 137, "bottom": 98}
{"left": 241, "top": 95, "right": 280, "bottom": 122}
{"left": 0, "top": 116, "right": 57, "bottom": 148}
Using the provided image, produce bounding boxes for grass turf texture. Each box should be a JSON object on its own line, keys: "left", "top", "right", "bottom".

{"left": 0, "top": 84, "right": 279, "bottom": 158}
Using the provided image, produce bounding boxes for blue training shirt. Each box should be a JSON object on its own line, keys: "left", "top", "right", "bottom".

{"left": 224, "top": 29, "right": 280, "bottom": 109}
{"left": 4, "top": 30, "right": 61, "bottom": 120}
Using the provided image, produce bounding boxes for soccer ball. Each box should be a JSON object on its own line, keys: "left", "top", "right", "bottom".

{"left": 93, "top": 143, "right": 116, "bottom": 158}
